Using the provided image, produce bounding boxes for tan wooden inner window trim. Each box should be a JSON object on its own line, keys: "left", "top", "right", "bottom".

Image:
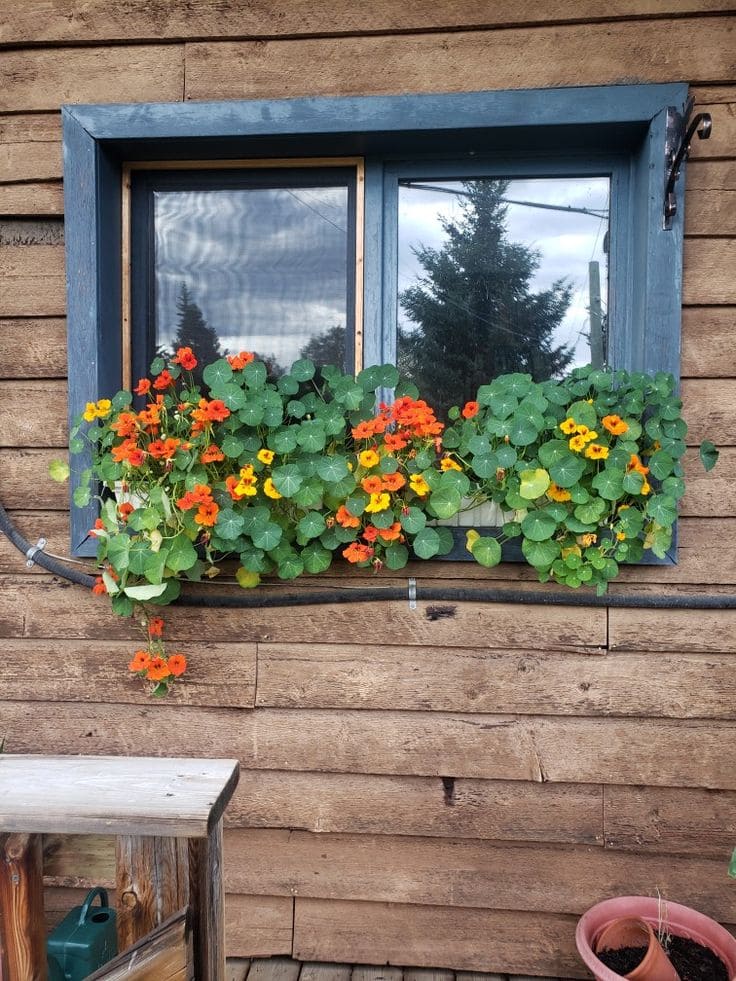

{"left": 121, "top": 157, "right": 366, "bottom": 390}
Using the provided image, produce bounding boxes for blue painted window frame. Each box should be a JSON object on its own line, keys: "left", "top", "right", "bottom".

{"left": 63, "top": 83, "right": 688, "bottom": 556}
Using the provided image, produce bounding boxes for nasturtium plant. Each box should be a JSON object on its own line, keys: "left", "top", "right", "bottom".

{"left": 65, "top": 352, "right": 716, "bottom": 615}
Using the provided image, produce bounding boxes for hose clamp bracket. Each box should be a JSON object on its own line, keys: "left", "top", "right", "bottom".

{"left": 25, "top": 538, "right": 47, "bottom": 568}
{"left": 408, "top": 577, "right": 417, "bottom": 610}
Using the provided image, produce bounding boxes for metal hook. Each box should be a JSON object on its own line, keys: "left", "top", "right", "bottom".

{"left": 664, "top": 97, "right": 712, "bottom": 229}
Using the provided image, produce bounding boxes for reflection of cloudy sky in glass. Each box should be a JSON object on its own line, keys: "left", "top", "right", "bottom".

{"left": 154, "top": 187, "right": 348, "bottom": 369}
{"left": 398, "top": 177, "right": 610, "bottom": 366}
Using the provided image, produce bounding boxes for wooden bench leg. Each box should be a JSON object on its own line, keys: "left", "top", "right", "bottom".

{"left": 115, "top": 835, "right": 190, "bottom": 952}
{"left": 0, "top": 833, "right": 47, "bottom": 981}
{"left": 188, "top": 819, "right": 224, "bottom": 981}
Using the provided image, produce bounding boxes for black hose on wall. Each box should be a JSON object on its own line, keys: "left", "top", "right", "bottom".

{"left": 2, "top": 498, "right": 736, "bottom": 611}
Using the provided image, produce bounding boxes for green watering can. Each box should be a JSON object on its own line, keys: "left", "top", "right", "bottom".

{"left": 47, "top": 887, "right": 117, "bottom": 981}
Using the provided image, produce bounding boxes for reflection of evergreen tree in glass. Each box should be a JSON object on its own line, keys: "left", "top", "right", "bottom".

{"left": 399, "top": 180, "right": 574, "bottom": 420}
{"left": 172, "top": 282, "right": 224, "bottom": 385}
{"left": 299, "top": 325, "right": 346, "bottom": 371}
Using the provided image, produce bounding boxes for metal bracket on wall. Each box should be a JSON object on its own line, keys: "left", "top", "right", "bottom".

{"left": 664, "top": 96, "right": 712, "bottom": 230}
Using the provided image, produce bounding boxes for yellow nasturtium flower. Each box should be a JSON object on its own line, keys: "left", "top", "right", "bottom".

{"left": 560, "top": 418, "right": 577, "bottom": 434}
{"left": 83, "top": 402, "right": 98, "bottom": 422}
{"left": 409, "top": 474, "right": 430, "bottom": 497}
{"left": 569, "top": 435, "right": 587, "bottom": 453}
{"left": 440, "top": 457, "right": 463, "bottom": 472}
{"left": 95, "top": 399, "right": 112, "bottom": 418}
{"left": 365, "top": 492, "right": 391, "bottom": 513}
{"left": 358, "top": 449, "right": 380, "bottom": 469}
{"left": 263, "top": 477, "right": 282, "bottom": 499}
{"left": 257, "top": 448, "right": 275, "bottom": 465}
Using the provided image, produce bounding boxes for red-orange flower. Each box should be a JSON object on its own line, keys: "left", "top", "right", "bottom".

{"left": 226, "top": 475, "right": 248, "bottom": 500}
{"left": 111, "top": 438, "right": 142, "bottom": 464}
{"left": 128, "top": 650, "right": 151, "bottom": 672}
{"left": 335, "top": 504, "right": 360, "bottom": 529}
{"left": 89, "top": 517, "right": 106, "bottom": 537}
{"left": 384, "top": 431, "right": 408, "bottom": 451}
{"left": 172, "top": 346, "right": 198, "bottom": 370}
{"left": 194, "top": 500, "right": 219, "bottom": 527}
{"left": 118, "top": 502, "right": 134, "bottom": 521}
{"left": 362, "top": 525, "right": 379, "bottom": 542}
{"left": 381, "top": 471, "right": 406, "bottom": 492}
{"left": 153, "top": 369, "right": 175, "bottom": 390}
{"left": 146, "top": 656, "right": 171, "bottom": 681}
{"left": 462, "top": 401, "right": 480, "bottom": 419}
{"left": 206, "top": 399, "right": 230, "bottom": 422}
{"left": 361, "top": 475, "right": 384, "bottom": 494}
{"left": 134, "top": 378, "right": 151, "bottom": 396}
{"left": 148, "top": 437, "right": 180, "bottom": 460}
{"left": 377, "top": 522, "right": 402, "bottom": 542}
{"left": 148, "top": 616, "right": 165, "bottom": 637}
{"left": 92, "top": 576, "right": 106, "bottom": 595}
{"left": 342, "top": 541, "right": 374, "bottom": 564}
{"left": 227, "top": 351, "right": 255, "bottom": 370}
{"left": 177, "top": 484, "right": 213, "bottom": 511}
{"left": 167, "top": 653, "right": 187, "bottom": 677}
{"left": 200, "top": 444, "right": 225, "bottom": 464}
{"left": 110, "top": 412, "right": 138, "bottom": 438}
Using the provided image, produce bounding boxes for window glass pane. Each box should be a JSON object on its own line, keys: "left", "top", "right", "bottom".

{"left": 397, "top": 176, "right": 610, "bottom": 420}
{"left": 152, "top": 184, "right": 352, "bottom": 378}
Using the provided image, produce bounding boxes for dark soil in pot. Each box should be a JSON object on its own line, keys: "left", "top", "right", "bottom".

{"left": 597, "top": 934, "right": 729, "bottom": 980}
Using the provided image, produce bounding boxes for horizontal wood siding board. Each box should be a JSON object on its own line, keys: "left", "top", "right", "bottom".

{"left": 256, "top": 645, "right": 736, "bottom": 718}
{"left": 0, "top": 244, "right": 65, "bottom": 316}
{"left": 681, "top": 307, "right": 736, "bottom": 377}
{"left": 222, "top": 829, "right": 736, "bottom": 922}
{"left": 0, "top": 578, "right": 607, "bottom": 648}
{"left": 0, "top": 450, "right": 68, "bottom": 508}
{"left": 681, "top": 378, "right": 736, "bottom": 445}
{"left": 225, "top": 894, "right": 293, "bottom": 958}
{"left": 689, "top": 99, "right": 736, "bottom": 159}
{"left": 616, "top": 517, "right": 736, "bottom": 585}
{"left": 609, "top": 607, "right": 736, "bottom": 652}
{"left": 0, "top": 114, "right": 62, "bottom": 182}
{"left": 0, "top": 183, "right": 64, "bottom": 217}
{"left": 683, "top": 238, "right": 736, "bottom": 304}
{"left": 3, "top": 2, "right": 736, "bottom": 46}
{"left": 685, "top": 190, "right": 736, "bottom": 235}
{"left": 604, "top": 785, "right": 736, "bottom": 857}
{"left": 681, "top": 446, "right": 736, "bottom": 516}
{"left": 294, "top": 898, "right": 586, "bottom": 978}
{"left": 225, "top": 771, "right": 604, "bottom": 844}
{"left": 0, "top": 45, "right": 184, "bottom": 112}
{"left": 183, "top": 19, "right": 736, "bottom": 102}
{"left": 0, "top": 380, "right": 67, "bottom": 445}
{"left": 0, "top": 639, "right": 257, "bottom": 708}
{"left": 0, "top": 318, "right": 67, "bottom": 377}
{"left": 1, "top": 701, "right": 734, "bottom": 788}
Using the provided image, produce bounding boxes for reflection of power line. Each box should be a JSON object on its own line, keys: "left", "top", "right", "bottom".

{"left": 283, "top": 189, "right": 347, "bottom": 235}
{"left": 401, "top": 182, "right": 609, "bottom": 219}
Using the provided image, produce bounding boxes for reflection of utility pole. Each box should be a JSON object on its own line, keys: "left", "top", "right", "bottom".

{"left": 588, "top": 260, "right": 603, "bottom": 368}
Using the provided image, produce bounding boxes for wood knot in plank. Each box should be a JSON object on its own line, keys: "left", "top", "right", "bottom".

{"left": 425, "top": 605, "right": 457, "bottom": 621}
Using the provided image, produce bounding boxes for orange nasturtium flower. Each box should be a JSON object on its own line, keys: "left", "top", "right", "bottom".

{"left": 226, "top": 475, "right": 248, "bottom": 500}
{"left": 342, "top": 542, "right": 374, "bottom": 564}
{"left": 194, "top": 500, "right": 220, "bottom": 527}
{"left": 146, "top": 656, "right": 171, "bottom": 682}
{"left": 384, "top": 431, "right": 408, "bottom": 451}
{"left": 627, "top": 453, "right": 650, "bottom": 476}
{"left": 559, "top": 418, "right": 578, "bottom": 435}
{"left": 134, "top": 377, "right": 151, "bottom": 396}
{"left": 359, "top": 449, "right": 380, "bottom": 469}
{"left": 200, "top": 444, "right": 225, "bottom": 464}
{"left": 172, "top": 346, "right": 198, "bottom": 370}
{"left": 585, "top": 443, "right": 609, "bottom": 460}
{"left": 149, "top": 437, "right": 181, "bottom": 460}
{"left": 227, "top": 351, "right": 255, "bottom": 370}
{"left": 335, "top": 505, "right": 360, "bottom": 529}
{"left": 92, "top": 576, "right": 106, "bottom": 595}
{"left": 462, "top": 401, "right": 479, "bottom": 419}
{"left": 547, "top": 482, "right": 572, "bottom": 502}
{"left": 118, "top": 502, "right": 134, "bottom": 521}
{"left": 128, "top": 650, "right": 151, "bottom": 672}
{"left": 361, "top": 475, "right": 384, "bottom": 495}
{"left": 377, "top": 522, "right": 402, "bottom": 542}
{"left": 381, "top": 471, "right": 406, "bottom": 492}
{"left": 167, "top": 653, "right": 187, "bottom": 677}
{"left": 602, "top": 414, "right": 629, "bottom": 436}
{"left": 148, "top": 617, "right": 165, "bottom": 637}
{"left": 153, "top": 369, "right": 175, "bottom": 390}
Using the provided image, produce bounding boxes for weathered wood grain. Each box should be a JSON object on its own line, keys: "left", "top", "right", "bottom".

{"left": 681, "top": 377, "right": 736, "bottom": 445}
{"left": 681, "top": 445, "right": 736, "bottom": 516}
{"left": 1, "top": 701, "right": 734, "bottom": 788}
{"left": 185, "top": 17, "right": 736, "bottom": 102}
{"left": 0, "top": 832, "right": 46, "bottom": 981}
{"left": 0, "top": 511, "right": 70, "bottom": 574}
{"left": 681, "top": 306, "right": 736, "bottom": 377}
{"left": 116, "top": 835, "right": 189, "bottom": 951}
{"left": 87, "top": 908, "right": 191, "bottom": 981}
{"left": 188, "top": 820, "right": 226, "bottom": 981}
{"left": 299, "top": 964, "right": 352, "bottom": 981}
{"left": 294, "top": 898, "right": 586, "bottom": 977}
{"left": 227, "top": 958, "right": 251, "bottom": 981}
{"left": 0, "top": 45, "right": 184, "bottom": 112}
{"left": 225, "top": 894, "right": 293, "bottom": 958}
{"left": 0, "top": 638, "right": 256, "bottom": 707}
{"left": 683, "top": 238, "right": 736, "bottom": 305}
{"left": 0, "top": 317, "right": 66, "bottom": 377}
{"left": 685, "top": 161, "right": 736, "bottom": 236}
{"left": 617, "top": 517, "right": 736, "bottom": 586}
{"left": 224, "top": 828, "right": 736, "bottom": 921}
{"left": 246, "top": 957, "right": 301, "bottom": 981}
{"left": 604, "top": 785, "right": 736, "bottom": 857}
{"left": 0, "top": 114, "right": 61, "bottom": 183}
{"left": 351, "top": 968, "right": 402, "bottom": 981}
{"left": 3, "top": 1, "right": 736, "bottom": 45}
{"left": 0, "top": 450, "right": 69, "bottom": 508}
{"left": 227, "top": 771, "right": 603, "bottom": 844}
{"left": 0, "top": 575, "right": 607, "bottom": 649}
{"left": 255, "top": 644, "right": 736, "bottom": 718}
{"left": 43, "top": 833, "right": 115, "bottom": 887}
{"left": 609, "top": 606, "right": 736, "bottom": 652}
{"left": 0, "top": 379, "right": 67, "bottom": 445}
{"left": 0, "top": 243, "right": 65, "bottom": 316}
{"left": 0, "top": 183, "right": 64, "bottom": 217}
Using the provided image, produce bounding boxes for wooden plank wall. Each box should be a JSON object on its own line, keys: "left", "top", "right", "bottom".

{"left": 1, "top": 3, "right": 735, "bottom": 977}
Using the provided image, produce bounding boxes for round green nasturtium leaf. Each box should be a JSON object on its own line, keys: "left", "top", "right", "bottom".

{"left": 429, "top": 488, "right": 463, "bottom": 519}
{"left": 400, "top": 507, "right": 426, "bottom": 535}
{"left": 487, "top": 392, "right": 518, "bottom": 419}
{"left": 290, "top": 358, "right": 316, "bottom": 382}
{"left": 287, "top": 400, "right": 307, "bottom": 419}
{"left": 495, "top": 444, "right": 517, "bottom": 468}
{"left": 73, "top": 486, "right": 91, "bottom": 508}
{"left": 434, "top": 527, "right": 455, "bottom": 555}
{"left": 297, "top": 511, "right": 326, "bottom": 539}
{"left": 412, "top": 527, "right": 441, "bottom": 559}
{"left": 202, "top": 358, "right": 233, "bottom": 390}
{"left": 237, "top": 399, "right": 264, "bottom": 426}
{"left": 214, "top": 509, "right": 245, "bottom": 542}
{"left": 622, "top": 470, "right": 645, "bottom": 495}
{"left": 470, "top": 535, "right": 502, "bottom": 568}
{"left": 271, "top": 464, "right": 304, "bottom": 497}
{"left": 507, "top": 415, "right": 539, "bottom": 446}
{"left": 166, "top": 533, "right": 199, "bottom": 571}
{"left": 646, "top": 495, "right": 677, "bottom": 527}
{"left": 251, "top": 522, "right": 283, "bottom": 551}
{"left": 573, "top": 498, "right": 606, "bottom": 525}
{"left": 221, "top": 435, "right": 245, "bottom": 458}
{"left": 384, "top": 543, "right": 409, "bottom": 570}
{"left": 591, "top": 469, "right": 624, "bottom": 501}
{"left": 236, "top": 567, "right": 261, "bottom": 589}
{"left": 519, "top": 468, "right": 551, "bottom": 500}
{"left": 301, "top": 542, "right": 333, "bottom": 574}
{"left": 244, "top": 360, "right": 268, "bottom": 390}
{"left": 549, "top": 455, "right": 586, "bottom": 488}
{"left": 699, "top": 440, "right": 719, "bottom": 473}
{"left": 472, "top": 455, "right": 498, "bottom": 479}
{"left": 277, "top": 554, "right": 305, "bottom": 580}
{"left": 317, "top": 456, "right": 350, "bottom": 483}
{"left": 566, "top": 399, "right": 597, "bottom": 430}
{"left": 520, "top": 509, "right": 558, "bottom": 542}
{"left": 538, "top": 439, "right": 569, "bottom": 468}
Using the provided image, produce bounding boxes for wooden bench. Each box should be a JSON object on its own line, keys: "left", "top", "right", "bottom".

{"left": 0, "top": 754, "right": 239, "bottom": 981}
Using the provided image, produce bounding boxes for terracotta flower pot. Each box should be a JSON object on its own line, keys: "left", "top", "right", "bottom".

{"left": 593, "top": 916, "right": 679, "bottom": 980}
{"left": 576, "top": 896, "right": 736, "bottom": 981}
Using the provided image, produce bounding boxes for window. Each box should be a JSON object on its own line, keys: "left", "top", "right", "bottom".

{"left": 63, "top": 83, "right": 689, "bottom": 555}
